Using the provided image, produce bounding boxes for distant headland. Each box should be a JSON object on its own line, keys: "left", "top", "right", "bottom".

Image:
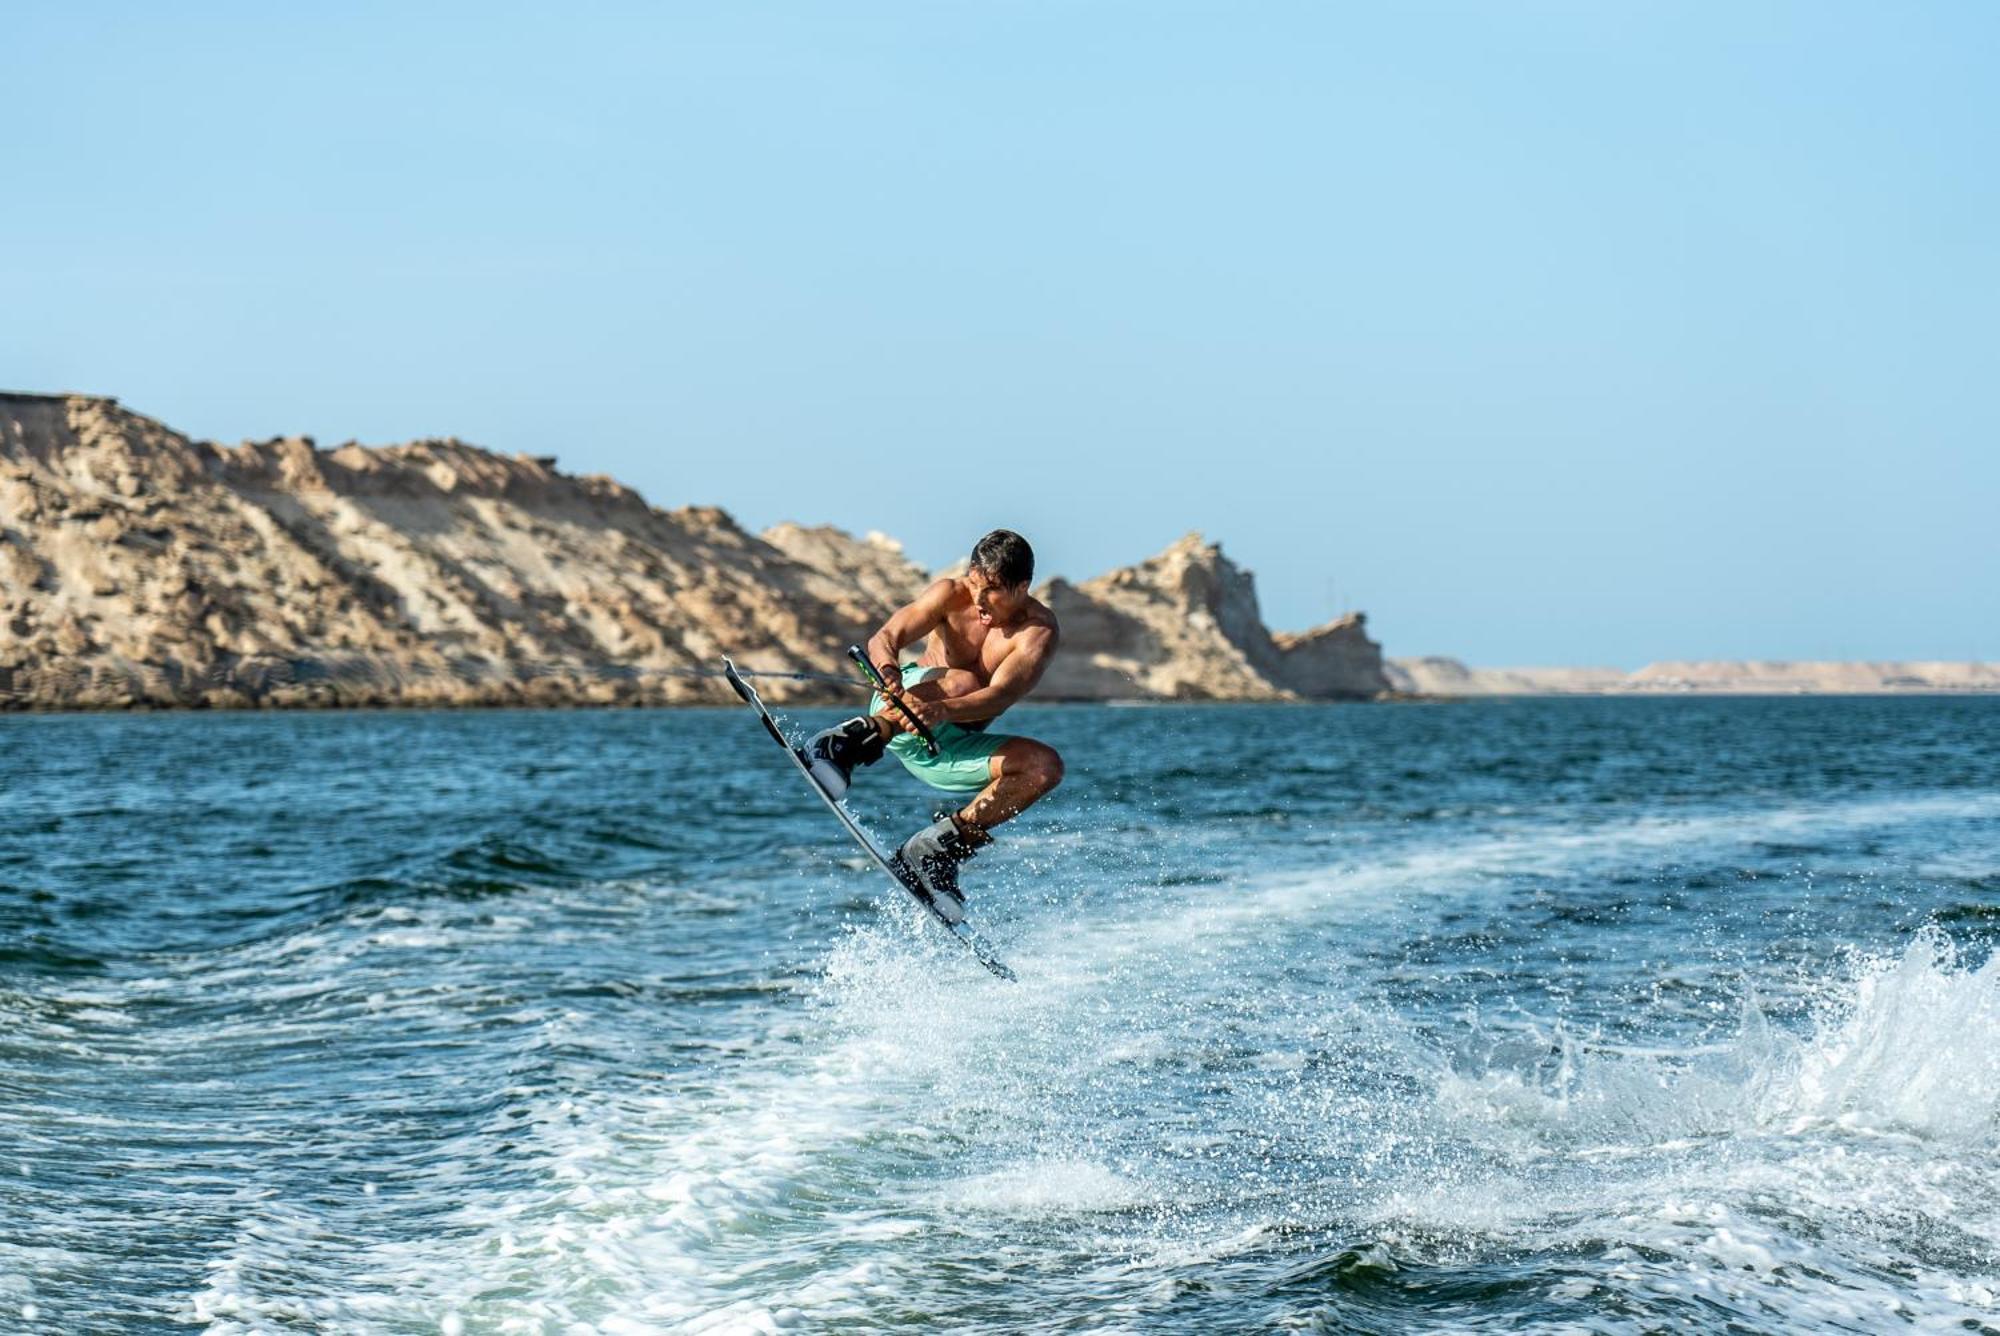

{"left": 1387, "top": 659, "right": 2000, "bottom": 696}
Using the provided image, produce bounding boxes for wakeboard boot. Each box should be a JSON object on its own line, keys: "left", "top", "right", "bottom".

{"left": 892, "top": 813, "right": 992, "bottom": 925}
{"left": 803, "top": 716, "right": 885, "bottom": 799}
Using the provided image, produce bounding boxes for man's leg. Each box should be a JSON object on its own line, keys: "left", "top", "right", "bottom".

{"left": 806, "top": 668, "right": 967, "bottom": 797}
{"left": 956, "top": 738, "right": 1064, "bottom": 830}
{"left": 880, "top": 679, "right": 1063, "bottom": 920}
{"left": 871, "top": 672, "right": 1063, "bottom": 827}
{"left": 892, "top": 738, "right": 1062, "bottom": 921}
{"left": 893, "top": 737, "right": 1062, "bottom": 919}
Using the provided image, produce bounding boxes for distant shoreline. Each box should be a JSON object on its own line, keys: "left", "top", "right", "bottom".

{"left": 7, "top": 393, "right": 1992, "bottom": 712}
{"left": 1385, "top": 657, "right": 2000, "bottom": 697}
{"left": 8, "top": 689, "right": 2000, "bottom": 719}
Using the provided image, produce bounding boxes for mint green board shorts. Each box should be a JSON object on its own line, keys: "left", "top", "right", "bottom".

{"left": 871, "top": 663, "right": 1012, "bottom": 793}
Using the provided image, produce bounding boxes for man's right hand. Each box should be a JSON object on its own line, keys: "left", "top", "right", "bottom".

{"left": 876, "top": 663, "right": 903, "bottom": 696}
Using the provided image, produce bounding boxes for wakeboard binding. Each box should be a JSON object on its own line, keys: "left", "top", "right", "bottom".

{"left": 804, "top": 716, "right": 886, "bottom": 799}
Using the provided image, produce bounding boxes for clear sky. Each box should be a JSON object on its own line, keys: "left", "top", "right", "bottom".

{"left": 8, "top": 2, "right": 1996, "bottom": 665}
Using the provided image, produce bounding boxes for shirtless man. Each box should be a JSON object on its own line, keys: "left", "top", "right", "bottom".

{"left": 803, "top": 529, "right": 1063, "bottom": 923}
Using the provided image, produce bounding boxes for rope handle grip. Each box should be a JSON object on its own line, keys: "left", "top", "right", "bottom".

{"left": 848, "top": 646, "right": 940, "bottom": 758}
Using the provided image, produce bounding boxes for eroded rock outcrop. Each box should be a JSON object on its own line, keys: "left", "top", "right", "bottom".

{"left": 761, "top": 523, "right": 930, "bottom": 618}
{"left": 1035, "top": 533, "right": 1389, "bottom": 701}
{"left": 0, "top": 394, "right": 1390, "bottom": 708}
{"left": 0, "top": 394, "right": 914, "bottom": 707}
{"left": 1273, "top": 613, "right": 1392, "bottom": 699}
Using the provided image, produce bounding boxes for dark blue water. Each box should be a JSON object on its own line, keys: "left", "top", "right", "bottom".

{"left": 3, "top": 698, "right": 1998, "bottom": 1332}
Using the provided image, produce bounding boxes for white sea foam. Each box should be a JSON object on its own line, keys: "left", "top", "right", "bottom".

{"left": 1383, "top": 928, "right": 2000, "bottom": 1332}
{"left": 1433, "top": 928, "right": 2000, "bottom": 1149}
{"left": 169, "top": 786, "right": 2000, "bottom": 1333}
{"left": 949, "top": 1159, "right": 1147, "bottom": 1215}
{"left": 1783, "top": 929, "right": 2000, "bottom": 1142}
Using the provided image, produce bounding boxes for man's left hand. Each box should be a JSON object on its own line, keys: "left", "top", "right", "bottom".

{"left": 904, "top": 695, "right": 950, "bottom": 730}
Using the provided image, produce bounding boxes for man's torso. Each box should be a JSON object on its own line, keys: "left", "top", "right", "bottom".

{"left": 917, "top": 580, "right": 1056, "bottom": 686}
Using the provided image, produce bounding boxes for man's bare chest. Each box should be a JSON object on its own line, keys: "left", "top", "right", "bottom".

{"left": 932, "top": 612, "right": 1016, "bottom": 676}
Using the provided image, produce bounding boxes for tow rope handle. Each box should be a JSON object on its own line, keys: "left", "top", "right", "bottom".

{"left": 848, "top": 646, "right": 941, "bottom": 758}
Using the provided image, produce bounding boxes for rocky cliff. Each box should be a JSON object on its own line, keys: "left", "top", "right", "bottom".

{"left": 1035, "top": 533, "right": 1388, "bottom": 700}
{"left": 0, "top": 393, "right": 926, "bottom": 707}
{"left": 0, "top": 393, "right": 1388, "bottom": 709}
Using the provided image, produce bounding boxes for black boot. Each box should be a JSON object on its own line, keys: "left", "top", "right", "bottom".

{"left": 892, "top": 813, "right": 992, "bottom": 924}
{"left": 804, "top": 716, "right": 885, "bottom": 799}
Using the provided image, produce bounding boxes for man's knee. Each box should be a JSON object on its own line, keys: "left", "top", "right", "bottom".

{"left": 1011, "top": 740, "right": 1064, "bottom": 791}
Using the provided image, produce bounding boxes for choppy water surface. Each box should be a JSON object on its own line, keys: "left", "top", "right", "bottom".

{"left": 3, "top": 697, "right": 1999, "bottom": 1333}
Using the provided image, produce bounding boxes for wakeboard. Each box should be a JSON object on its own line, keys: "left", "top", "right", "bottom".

{"left": 722, "top": 657, "right": 1017, "bottom": 981}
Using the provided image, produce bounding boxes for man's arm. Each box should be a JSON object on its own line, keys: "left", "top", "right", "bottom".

{"left": 922, "top": 625, "right": 1059, "bottom": 726}
{"left": 864, "top": 579, "right": 957, "bottom": 688}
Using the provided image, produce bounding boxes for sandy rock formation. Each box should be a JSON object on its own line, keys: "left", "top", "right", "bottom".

{"left": 1384, "top": 659, "right": 1628, "bottom": 695}
{"left": 1273, "top": 613, "right": 1391, "bottom": 699}
{"left": 761, "top": 524, "right": 930, "bottom": 618}
{"left": 1035, "top": 533, "right": 1389, "bottom": 700}
{"left": 0, "top": 394, "right": 1390, "bottom": 709}
{"left": 0, "top": 393, "right": 910, "bottom": 707}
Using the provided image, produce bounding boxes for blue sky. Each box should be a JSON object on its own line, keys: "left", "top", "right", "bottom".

{"left": 8, "top": 2, "right": 1995, "bottom": 665}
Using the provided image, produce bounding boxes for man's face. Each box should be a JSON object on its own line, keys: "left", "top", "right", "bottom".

{"left": 968, "top": 567, "right": 1028, "bottom": 626}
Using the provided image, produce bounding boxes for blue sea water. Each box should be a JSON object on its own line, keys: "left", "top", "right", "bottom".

{"left": 3, "top": 697, "right": 1999, "bottom": 1333}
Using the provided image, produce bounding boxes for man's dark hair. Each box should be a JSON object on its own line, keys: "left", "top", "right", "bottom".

{"left": 970, "top": 529, "right": 1034, "bottom": 587}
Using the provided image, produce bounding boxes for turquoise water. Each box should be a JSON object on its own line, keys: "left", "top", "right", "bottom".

{"left": 4, "top": 698, "right": 1999, "bottom": 1333}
